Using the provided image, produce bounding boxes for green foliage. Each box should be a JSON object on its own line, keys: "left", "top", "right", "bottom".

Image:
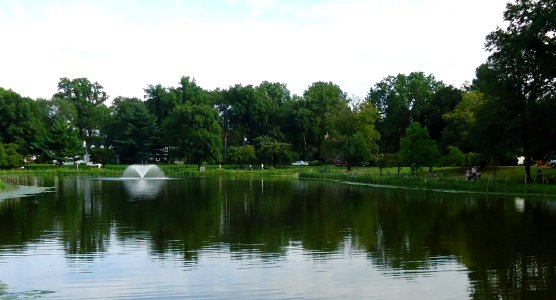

{"left": 302, "top": 81, "right": 350, "bottom": 160}
{"left": 343, "top": 132, "right": 372, "bottom": 169}
{"left": 399, "top": 122, "right": 440, "bottom": 170}
{"left": 483, "top": 0, "right": 556, "bottom": 181}
{"left": 162, "top": 102, "right": 222, "bottom": 165}
{"left": 46, "top": 116, "right": 83, "bottom": 164}
{"left": 257, "top": 139, "right": 293, "bottom": 168}
{"left": 442, "top": 146, "right": 465, "bottom": 167}
{"left": 0, "top": 143, "right": 23, "bottom": 168}
{"left": 144, "top": 84, "right": 178, "bottom": 127}
{"left": 0, "top": 88, "right": 42, "bottom": 154}
{"left": 90, "top": 147, "right": 117, "bottom": 165}
{"left": 227, "top": 145, "right": 256, "bottom": 167}
{"left": 108, "top": 97, "right": 159, "bottom": 164}
{"left": 426, "top": 86, "right": 462, "bottom": 144}
{"left": 54, "top": 77, "right": 108, "bottom": 141}
{"left": 442, "top": 90, "right": 485, "bottom": 152}
{"left": 367, "top": 72, "right": 445, "bottom": 153}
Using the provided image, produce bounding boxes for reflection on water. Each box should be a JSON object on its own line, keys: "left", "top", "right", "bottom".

{"left": 122, "top": 179, "right": 165, "bottom": 200}
{"left": 0, "top": 176, "right": 555, "bottom": 299}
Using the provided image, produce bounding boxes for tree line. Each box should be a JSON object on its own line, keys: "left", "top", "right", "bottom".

{"left": 0, "top": 0, "right": 553, "bottom": 181}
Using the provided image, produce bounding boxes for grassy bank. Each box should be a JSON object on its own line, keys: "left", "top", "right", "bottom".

{"left": 0, "top": 164, "right": 302, "bottom": 177}
{"left": 0, "top": 179, "right": 7, "bottom": 192}
{"left": 2, "top": 164, "right": 555, "bottom": 196}
{"left": 299, "top": 166, "right": 556, "bottom": 196}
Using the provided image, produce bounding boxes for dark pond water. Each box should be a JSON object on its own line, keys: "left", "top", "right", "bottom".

{"left": 1, "top": 176, "right": 556, "bottom": 299}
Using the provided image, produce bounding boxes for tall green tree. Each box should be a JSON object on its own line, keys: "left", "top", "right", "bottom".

{"left": 255, "top": 81, "right": 291, "bottom": 140}
{"left": 280, "top": 95, "right": 318, "bottom": 161}
{"left": 399, "top": 122, "right": 440, "bottom": 172}
{"left": 46, "top": 116, "right": 83, "bottom": 164}
{"left": 332, "top": 101, "right": 381, "bottom": 170}
{"left": 162, "top": 102, "right": 222, "bottom": 165}
{"left": 144, "top": 84, "right": 178, "bottom": 127}
{"left": 302, "top": 81, "right": 350, "bottom": 161}
{"left": 107, "top": 97, "right": 159, "bottom": 164}
{"left": 424, "top": 86, "right": 462, "bottom": 144}
{"left": 484, "top": 0, "right": 556, "bottom": 181}
{"left": 257, "top": 138, "right": 293, "bottom": 168}
{"left": 442, "top": 90, "right": 485, "bottom": 152}
{"left": 367, "top": 72, "right": 444, "bottom": 154}
{"left": 54, "top": 78, "right": 109, "bottom": 143}
{"left": 0, "top": 143, "right": 23, "bottom": 168}
{"left": 224, "top": 84, "right": 273, "bottom": 146}
{"left": 227, "top": 145, "right": 256, "bottom": 168}
{"left": 0, "top": 88, "right": 42, "bottom": 155}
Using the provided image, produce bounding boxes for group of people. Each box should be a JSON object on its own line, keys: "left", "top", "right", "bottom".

{"left": 465, "top": 166, "right": 481, "bottom": 181}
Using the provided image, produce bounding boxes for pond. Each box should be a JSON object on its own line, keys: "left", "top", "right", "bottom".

{"left": 1, "top": 176, "right": 556, "bottom": 299}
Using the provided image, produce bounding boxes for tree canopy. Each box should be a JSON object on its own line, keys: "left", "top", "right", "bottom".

{"left": 0, "top": 1, "right": 554, "bottom": 175}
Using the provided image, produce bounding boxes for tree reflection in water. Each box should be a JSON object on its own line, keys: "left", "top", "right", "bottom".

{"left": 0, "top": 176, "right": 555, "bottom": 298}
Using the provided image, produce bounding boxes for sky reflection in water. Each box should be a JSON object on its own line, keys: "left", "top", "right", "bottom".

{"left": 0, "top": 176, "right": 555, "bottom": 299}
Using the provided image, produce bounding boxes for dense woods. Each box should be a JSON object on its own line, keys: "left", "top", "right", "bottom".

{"left": 0, "top": 0, "right": 554, "bottom": 181}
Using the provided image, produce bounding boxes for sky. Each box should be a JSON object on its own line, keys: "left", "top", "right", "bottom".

{"left": 0, "top": 0, "right": 508, "bottom": 103}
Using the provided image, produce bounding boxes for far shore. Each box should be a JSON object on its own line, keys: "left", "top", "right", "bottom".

{"left": 1, "top": 164, "right": 555, "bottom": 197}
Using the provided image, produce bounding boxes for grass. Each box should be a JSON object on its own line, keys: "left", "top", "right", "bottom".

{"left": 0, "top": 164, "right": 302, "bottom": 177}
{"left": 1, "top": 164, "right": 556, "bottom": 196}
{"left": 299, "top": 165, "right": 556, "bottom": 196}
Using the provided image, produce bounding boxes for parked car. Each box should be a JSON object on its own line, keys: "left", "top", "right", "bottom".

{"left": 333, "top": 159, "right": 347, "bottom": 166}
{"left": 291, "top": 161, "right": 309, "bottom": 166}
{"left": 550, "top": 158, "right": 556, "bottom": 168}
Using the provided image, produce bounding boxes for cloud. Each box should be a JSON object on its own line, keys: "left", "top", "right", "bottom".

{"left": 0, "top": 0, "right": 507, "bottom": 102}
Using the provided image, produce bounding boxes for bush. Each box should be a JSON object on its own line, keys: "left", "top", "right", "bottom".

{"left": 310, "top": 160, "right": 322, "bottom": 166}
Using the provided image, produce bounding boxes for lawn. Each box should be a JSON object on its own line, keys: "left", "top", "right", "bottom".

{"left": 1, "top": 164, "right": 555, "bottom": 196}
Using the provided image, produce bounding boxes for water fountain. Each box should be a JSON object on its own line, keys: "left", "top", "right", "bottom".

{"left": 93, "top": 164, "right": 169, "bottom": 200}
{"left": 122, "top": 164, "right": 166, "bottom": 179}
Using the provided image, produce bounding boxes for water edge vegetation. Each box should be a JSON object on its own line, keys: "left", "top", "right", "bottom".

{"left": 2, "top": 164, "right": 556, "bottom": 197}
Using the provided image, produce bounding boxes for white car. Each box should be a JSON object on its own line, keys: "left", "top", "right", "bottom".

{"left": 291, "top": 161, "right": 309, "bottom": 166}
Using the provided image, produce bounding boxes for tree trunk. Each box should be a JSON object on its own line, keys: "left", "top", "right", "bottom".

{"left": 303, "top": 134, "right": 308, "bottom": 161}
{"left": 525, "top": 157, "right": 532, "bottom": 183}
{"left": 524, "top": 139, "right": 532, "bottom": 182}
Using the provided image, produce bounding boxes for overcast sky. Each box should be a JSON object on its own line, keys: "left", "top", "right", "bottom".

{"left": 0, "top": 0, "right": 508, "bottom": 102}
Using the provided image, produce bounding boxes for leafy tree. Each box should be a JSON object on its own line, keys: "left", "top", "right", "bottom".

{"left": 367, "top": 72, "right": 444, "bottom": 153}
{"left": 0, "top": 143, "right": 23, "bottom": 168}
{"left": 108, "top": 97, "right": 159, "bottom": 164}
{"left": 227, "top": 145, "right": 256, "bottom": 168}
{"left": 281, "top": 96, "right": 318, "bottom": 161}
{"left": 343, "top": 133, "right": 372, "bottom": 171}
{"left": 46, "top": 116, "right": 83, "bottom": 164}
{"left": 325, "top": 101, "right": 380, "bottom": 170}
{"left": 0, "top": 88, "right": 42, "bottom": 154}
{"left": 255, "top": 81, "right": 292, "bottom": 140}
{"left": 399, "top": 122, "right": 440, "bottom": 173}
{"left": 90, "top": 147, "right": 117, "bottom": 165}
{"left": 424, "top": 86, "right": 462, "bottom": 144}
{"left": 484, "top": 0, "right": 556, "bottom": 181}
{"left": 223, "top": 84, "right": 275, "bottom": 147}
{"left": 441, "top": 90, "right": 485, "bottom": 152}
{"left": 54, "top": 77, "right": 108, "bottom": 142}
{"left": 176, "top": 76, "right": 207, "bottom": 105}
{"left": 162, "top": 102, "right": 222, "bottom": 166}
{"left": 303, "top": 81, "right": 350, "bottom": 160}
{"left": 257, "top": 139, "right": 293, "bottom": 168}
{"left": 442, "top": 146, "right": 465, "bottom": 168}
{"left": 144, "top": 84, "right": 178, "bottom": 127}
